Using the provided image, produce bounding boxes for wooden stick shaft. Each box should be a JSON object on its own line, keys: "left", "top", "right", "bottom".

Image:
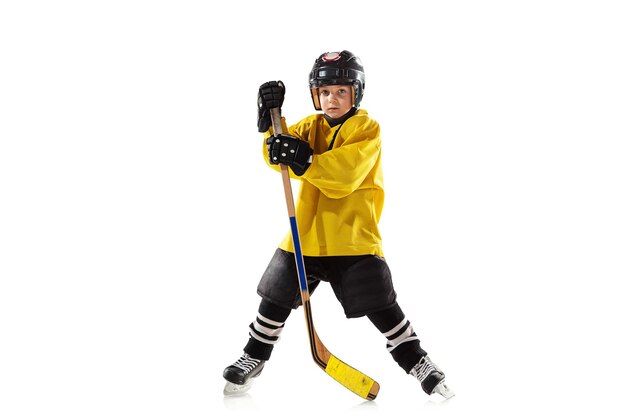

{"left": 270, "top": 107, "right": 309, "bottom": 295}
{"left": 271, "top": 109, "right": 296, "bottom": 215}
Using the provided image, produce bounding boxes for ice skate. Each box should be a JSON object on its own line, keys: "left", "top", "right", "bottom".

{"left": 223, "top": 353, "right": 265, "bottom": 396}
{"left": 410, "top": 356, "right": 454, "bottom": 399}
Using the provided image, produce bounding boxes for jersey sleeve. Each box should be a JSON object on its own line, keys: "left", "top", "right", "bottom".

{"left": 302, "top": 115, "right": 381, "bottom": 199}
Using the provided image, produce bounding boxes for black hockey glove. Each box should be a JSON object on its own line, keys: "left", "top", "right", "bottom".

{"left": 266, "top": 134, "right": 312, "bottom": 176}
{"left": 257, "top": 81, "right": 285, "bottom": 133}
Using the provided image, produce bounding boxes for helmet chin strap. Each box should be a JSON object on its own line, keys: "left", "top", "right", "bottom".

{"left": 324, "top": 107, "right": 357, "bottom": 128}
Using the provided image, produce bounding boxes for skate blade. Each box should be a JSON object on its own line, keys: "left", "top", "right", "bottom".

{"left": 223, "top": 380, "right": 254, "bottom": 396}
{"left": 432, "top": 381, "right": 455, "bottom": 399}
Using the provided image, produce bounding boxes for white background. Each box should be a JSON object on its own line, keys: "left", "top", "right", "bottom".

{"left": 1, "top": 1, "right": 625, "bottom": 416}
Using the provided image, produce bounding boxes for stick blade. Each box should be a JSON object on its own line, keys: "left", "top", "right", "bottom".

{"left": 325, "top": 355, "right": 380, "bottom": 400}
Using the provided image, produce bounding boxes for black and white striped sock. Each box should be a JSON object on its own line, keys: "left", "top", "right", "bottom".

{"left": 243, "top": 299, "right": 292, "bottom": 361}
{"left": 248, "top": 312, "right": 286, "bottom": 346}
{"left": 367, "top": 304, "right": 427, "bottom": 373}
{"left": 383, "top": 317, "right": 420, "bottom": 352}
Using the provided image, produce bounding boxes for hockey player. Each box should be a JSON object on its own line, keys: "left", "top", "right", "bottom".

{"left": 223, "top": 50, "right": 453, "bottom": 399}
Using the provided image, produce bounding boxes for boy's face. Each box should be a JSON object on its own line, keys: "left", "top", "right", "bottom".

{"left": 318, "top": 84, "right": 353, "bottom": 119}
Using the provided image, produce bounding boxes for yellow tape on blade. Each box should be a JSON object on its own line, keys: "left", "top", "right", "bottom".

{"left": 325, "top": 355, "right": 375, "bottom": 399}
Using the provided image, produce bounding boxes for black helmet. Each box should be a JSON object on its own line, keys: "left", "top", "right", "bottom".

{"left": 309, "top": 50, "right": 365, "bottom": 110}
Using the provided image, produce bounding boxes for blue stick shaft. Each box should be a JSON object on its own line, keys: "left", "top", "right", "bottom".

{"left": 289, "top": 215, "right": 308, "bottom": 292}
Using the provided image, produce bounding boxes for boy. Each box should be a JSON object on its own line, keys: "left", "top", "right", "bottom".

{"left": 223, "top": 50, "right": 453, "bottom": 399}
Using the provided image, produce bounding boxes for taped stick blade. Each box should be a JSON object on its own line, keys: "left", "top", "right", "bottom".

{"left": 325, "top": 355, "right": 380, "bottom": 400}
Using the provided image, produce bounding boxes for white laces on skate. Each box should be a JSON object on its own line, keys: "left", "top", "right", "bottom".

{"left": 410, "top": 356, "right": 438, "bottom": 382}
{"left": 410, "top": 356, "right": 455, "bottom": 399}
{"left": 232, "top": 353, "right": 261, "bottom": 375}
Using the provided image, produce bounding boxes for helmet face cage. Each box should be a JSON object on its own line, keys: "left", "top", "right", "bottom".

{"left": 309, "top": 51, "right": 365, "bottom": 111}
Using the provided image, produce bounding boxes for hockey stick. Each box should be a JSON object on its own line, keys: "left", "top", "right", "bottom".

{"left": 269, "top": 107, "right": 380, "bottom": 401}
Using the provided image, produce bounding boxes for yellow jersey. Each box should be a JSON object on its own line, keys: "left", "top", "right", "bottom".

{"left": 263, "top": 109, "right": 385, "bottom": 257}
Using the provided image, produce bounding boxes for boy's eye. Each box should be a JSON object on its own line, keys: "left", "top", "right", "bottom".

{"left": 319, "top": 88, "right": 350, "bottom": 97}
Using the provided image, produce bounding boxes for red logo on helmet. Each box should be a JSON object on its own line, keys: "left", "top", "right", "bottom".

{"left": 322, "top": 52, "right": 341, "bottom": 62}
